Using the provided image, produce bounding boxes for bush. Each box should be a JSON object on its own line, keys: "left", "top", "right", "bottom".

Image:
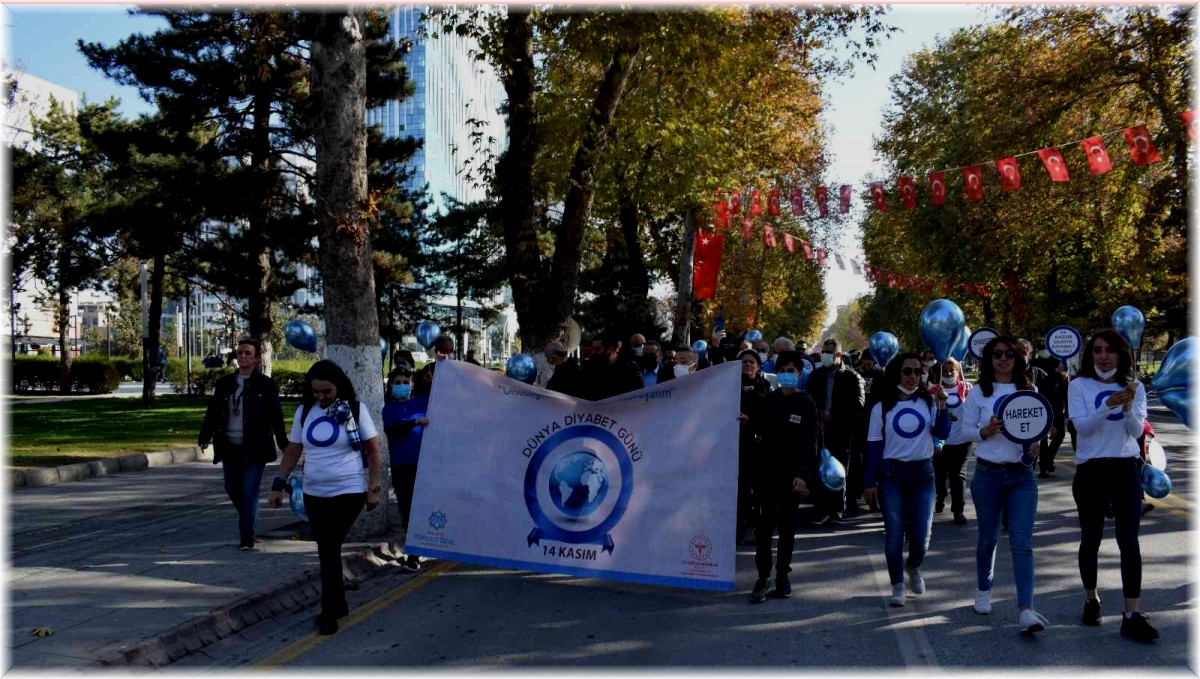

{"left": 111, "top": 357, "right": 144, "bottom": 382}
{"left": 69, "top": 357, "right": 121, "bottom": 394}
{"left": 163, "top": 359, "right": 225, "bottom": 396}
{"left": 11, "top": 356, "right": 61, "bottom": 392}
{"left": 272, "top": 368, "right": 308, "bottom": 397}
{"left": 10, "top": 356, "right": 121, "bottom": 394}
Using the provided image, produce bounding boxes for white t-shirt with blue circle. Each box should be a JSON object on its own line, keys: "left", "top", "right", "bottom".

{"left": 866, "top": 397, "right": 939, "bottom": 461}
{"left": 289, "top": 403, "right": 379, "bottom": 498}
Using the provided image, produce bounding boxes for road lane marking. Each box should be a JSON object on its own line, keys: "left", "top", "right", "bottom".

{"left": 256, "top": 559, "right": 457, "bottom": 668}
{"left": 867, "top": 550, "right": 939, "bottom": 669}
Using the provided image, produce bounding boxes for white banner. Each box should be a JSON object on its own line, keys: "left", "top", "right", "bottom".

{"left": 405, "top": 360, "right": 741, "bottom": 591}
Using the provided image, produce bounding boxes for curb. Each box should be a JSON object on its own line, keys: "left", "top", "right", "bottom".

{"left": 99, "top": 536, "right": 411, "bottom": 667}
{"left": 12, "top": 446, "right": 212, "bottom": 490}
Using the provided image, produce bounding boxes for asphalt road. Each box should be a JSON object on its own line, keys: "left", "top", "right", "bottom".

{"left": 181, "top": 409, "right": 1194, "bottom": 670}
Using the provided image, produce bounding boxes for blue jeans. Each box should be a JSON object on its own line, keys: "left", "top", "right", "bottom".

{"left": 222, "top": 459, "right": 266, "bottom": 542}
{"left": 971, "top": 461, "right": 1038, "bottom": 607}
{"left": 878, "top": 458, "right": 936, "bottom": 586}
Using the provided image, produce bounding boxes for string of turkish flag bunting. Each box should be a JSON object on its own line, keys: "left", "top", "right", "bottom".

{"left": 693, "top": 113, "right": 1196, "bottom": 302}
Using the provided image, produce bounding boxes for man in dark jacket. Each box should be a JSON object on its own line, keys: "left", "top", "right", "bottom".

{"left": 544, "top": 341, "right": 587, "bottom": 398}
{"left": 582, "top": 333, "right": 643, "bottom": 400}
{"left": 854, "top": 350, "right": 887, "bottom": 512}
{"left": 805, "top": 337, "right": 866, "bottom": 524}
{"left": 198, "top": 338, "right": 289, "bottom": 550}
{"left": 1031, "top": 340, "right": 1069, "bottom": 477}
{"left": 750, "top": 351, "right": 820, "bottom": 603}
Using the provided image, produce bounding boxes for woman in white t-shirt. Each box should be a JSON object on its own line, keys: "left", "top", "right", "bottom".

{"left": 959, "top": 335, "right": 1049, "bottom": 635}
{"left": 862, "top": 352, "right": 950, "bottom": 608}
{"left": 928, "top": 357, "right": 973, "bottom": 525}
{"left": 1067, "top": 329, "right": 1157, "bottom": 642}
{"left": 269, "top": 360, "right": 383, "bottom": 636}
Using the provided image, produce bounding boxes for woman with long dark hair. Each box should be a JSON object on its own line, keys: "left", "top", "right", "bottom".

{"left": 862, "top": 352, "right": 950, "bottom": 607}
{"left": 960, "top": 335, "right": 1049, "bottom": 634}
{"left": 269, "top": 360, "right": 383, "bottom": 636}
{"left": 1067, "top": 329, "right": 1156, "bottom": 642}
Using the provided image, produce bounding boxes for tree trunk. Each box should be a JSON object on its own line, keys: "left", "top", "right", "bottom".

{"left": 672, "top": 209, "right": 697, "bottom": 347}
{"left": 617, "top": 198, "right": 650, "bottom": 317}
{"left": 312, "top": 9, "right": 387, "bottom": 538}
{"left": 56, "top": 275, "right": 71, "bottom": 394}
{"left": 247, "top": 22, "right": 276, "bottom": 378}
{"left": 143, "top": 250, "right": 166, "bottom": 407}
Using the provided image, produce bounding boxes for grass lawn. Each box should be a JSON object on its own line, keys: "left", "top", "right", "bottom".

{"left": 7, "top": 396, "right": 303, "bottom": 469}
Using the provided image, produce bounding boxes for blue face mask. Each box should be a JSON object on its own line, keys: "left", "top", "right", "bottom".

{"left": 777, "top": 372, "right": 800, "bottom": 389}
{"left": 391, "top": 384, "right": 412, "bottom": 400}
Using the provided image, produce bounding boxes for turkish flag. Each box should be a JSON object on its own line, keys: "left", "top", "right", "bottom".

{"left": 816, "top": 186, "right": 829, "bottom": 217}
{"left": 1037, "top": 148, "right": 1070, "bottom": 182}
{"left": 730, "top": 189, "right": 742, "bottom": 214}
{"left": 870, "top": 182, "right": 887, "bottom": 212}
{"left": 692, "top": 231, "right": 724, "bottom": 300}
{"left": 801, "top": 239, "right": 813, "bottom": 260}
{"left": 741, "top": 217, "right": 753, "bottom": 240}
{"left": 929, "top": 171, "right": 946, "bottom": 206}
{"left": 789, "top": 188, "right": 804, "bottom": 216}
{"left": 1182, "top": 110, "right": 1197, "bottom": 142}
{"left": 762, "top": 225, "right": 776, "bottom": 248}
{"left": 1080, "top": 136, "right": 1112, "bottom": 175}
{"left": 898, "top": 176, "right": 916, "bottom": 209}
{"left": 997, "top": 157, "right": 1021, "bottom": 191}
{"left": 815, "top": 247, "right": 827, "bottom": 268}
{"left": 839, "top": 185, "right": 851, "bottom": 214}
{"left": 962, "top": 166, "right": 984, "bottom": 201}
{"left": 767, "top": 189, "right": 781, "bottom": 216}
{"left": 1123, "top": 125, "right": 1161, "bottom": 165}
{"left": 750, "top": 189, "right": 763, "bottom": 217}
{"left": 783, "top": 232, "right": 796, "bottom": 253}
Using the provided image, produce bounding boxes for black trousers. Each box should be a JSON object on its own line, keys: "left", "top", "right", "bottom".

{"left": 933, "top": 442, "right": 970, "bottom": 514}
{"left": 391, "top": 464, "right": 418, "bottom": 533}
{"left": 1039, "top": 415, "right": 1067, "bottom": 473}
{"left": 846, "top": 447, "right": 865, "bottom": 507}
{"left": 1072, "top": 458, "right": 1143, "bottom": 598}
{"left": 305, "top": 492, "right": 366, "bottom": 616}
{"left": 754, "top": 488, "right": 800, "bottom": 580}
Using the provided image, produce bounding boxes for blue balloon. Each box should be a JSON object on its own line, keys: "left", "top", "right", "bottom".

{"left": 1142, "top": 463, "right": 1172, "bottom": 499}
{"left": 380, "top": 337, "right": 388, "bottom": 361}
{"left": 506, "top": 353, "right": 537, "bottom": 385}
{"left": 1151, "top": 337, "right": 1192, "bottom": 394}
{"left": 818, "top": 448, "right": 846, "bottom": 492}
{"left": 285, "top": 319, "right": 318, "bottom": 353}
{"left": 745, "top": 329, "right": 764, "bottom": 343}
{"left": 868, "top": 331, "right": 900, "bottom": 369}
{"left": 1159, "top": 390, "right": 1191, "bottom": 428}
{"left": 919, "top": 299, "right": 966, "bottom": 363}
{"left": 1112, "top": 305, "right": 1145, "bottom": 350}
{"left": 950, "top": 325, "right": 970, "bottom": 362}
{"left": 416, "top": 321, "right": 441, "bottom": 350}
{"left": 288, "top": 474, "right": 309, "bottom": 522}
{"left": 691, "top": 339, "right": 708, "bottom": 355}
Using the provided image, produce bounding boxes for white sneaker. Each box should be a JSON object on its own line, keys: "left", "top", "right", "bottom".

{"left": 906, "top": 567, "right": 925, "bottom": 596}
{"left": 974, "top": 589, "right": 992, "bottom": 615}
{"left": 1019, "top": 609, "right": 1050, "bottom": 634}
{"left": 889, "top": 584, "right": 906, "bottom": 607}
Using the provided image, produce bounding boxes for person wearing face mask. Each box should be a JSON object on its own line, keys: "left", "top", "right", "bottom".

{"left": 545, "top": 341, "right": 587, "bottom": 398}
{"left": 805, "top": 337, "right": 866, "bottom": 524}
{"left": 919, "top": 350, "right": 938, "bottom": 386}
{"left": 657, "top": 348, "right": 678, "bottom": 383}
{"left": 1030, "top": 340, "right": 1069, "bottom": 478}
{"left": 760, "top": 337, "right": 793, "bottom": 374}
{"left": 928, "top": 357, "right": 973, "bottom": 525}
{"left": 959, "top": 336, "right": 1051, "bottom": 635}
{"left": 748, "top": 351, "right": 820, "bottom": 603}
{"left": 862, "top": 352, "right": 951, "bottom": 607}
{"left": 637, "top": 340, "right": 663, "bottom": 389}
{"left": 671, "top": 349, "right": 697, "bottom": 379}
{"left": 583, "top": 332, "right": 644, "bottom": 400}
{"left": 1067, "top": 329, "right": 1156, "bottom": 642}
{"left": 734, "top": 349, "right": 772, "bottom": 547}
{"left": 382, "top": 365, "right": 428, "bottom": 572}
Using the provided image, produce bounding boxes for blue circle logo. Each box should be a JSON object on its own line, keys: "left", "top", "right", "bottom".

{"left": 305, "top": 415, "right": 340, "bottom": 447}
{"left": 893, "top": 407, "right": 926, "bottom": 439}
{"left": 1095, "top": 390, "right": 1125, "bottom": 421}
{"left": 548, "top": 452, "right": 609, "bottom": 518}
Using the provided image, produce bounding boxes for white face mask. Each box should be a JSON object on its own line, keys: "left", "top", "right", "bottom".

{"left": 1037, "top": 349, "right": 1051, "bottom": 359}
{"left": 919, "top": 373, "right": 929, "bottom": 384}
{"left": 673, "top": 365, "right": 692, "bottom": 378}
{"left": 924, "top": 360, "right": 937, "bottom": 368}
{"left": 941, "top": 375, "right": 958, "bottom": 386}
{"left": 897, "top": 384, "right": 917, "bottom": 396}
{"left": 820, "top": 353, "right": 835, "bottom": 367}
{"left": 758, "top": 351, "right": 769, "bottom": 363}
{"left": 1096, "top": 366, "right": 1118, "bottom": 380}
{"left": 634, "top": 346, "right": 644, "bottom": 357}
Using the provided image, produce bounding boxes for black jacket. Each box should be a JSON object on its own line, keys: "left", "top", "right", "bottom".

{"left": 737, "top": 374, "right": 772, "bottom": 454}
{"left": 546, "top": 357, "right": 588, "bottom": 399}
{"left": 805, "top": 363, "right": 865, "bottom": 453}
{"left": 1030, "top": 357, "right": 1068, "bottom": 417}
{"left": 754, "top": 389, "right": 821, "bottom": 493}
{"left": 198, "top": 370, "right": 289, "bottom": 465}
{"left": 582, "top": 355, "right": 643, "bottom": 400}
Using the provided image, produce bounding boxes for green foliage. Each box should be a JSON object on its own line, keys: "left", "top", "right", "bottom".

{"left": 11, "top": 355, "right": 119, "bottom": 394}
{"left": 111, "top": 357, "right": 143, "bottom": 381}
{"left": 68, "top": 356, "right": 121, "bottom": 394}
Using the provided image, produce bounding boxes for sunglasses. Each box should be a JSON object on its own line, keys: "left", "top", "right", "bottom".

{"left": 992, "top": 349, "right": 1016, "bottom": 359}
{"left": 900, "top": 367, "right": 926, "bottom": 376}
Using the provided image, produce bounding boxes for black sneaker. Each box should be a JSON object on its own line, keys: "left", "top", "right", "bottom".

{"left": 1082, "top": 598, "right": 1102, "bottom": 626}
{"left": 810, "top": 514, "right": 831, "bottom": 527}
{"left": 935, "top": 500, "right": 945, "bottom": 514}
{"left": 750, "top": 578, "right": 769, "bottom": 604}
{"left": 239, "top": 538, "right": 255, "bottom": 551}
{"left": 772, "top": 577, "right": 793, "bottom": 599}
{"left": 952, "top": 513, "right": 968, "bottom": 526}
{"left": 1141, "top": 503, "right": 1155, "bottom": 516}
{"left": 1038, "top": 470, "right": 1050, "bottom": 479}
{"left": 1120, "top": 612, "right": 1159, "bottom": 642}
{"left": 316, "top": 614, "right": 339, "bottom": 635}
{"left": 401, "top": 555, "right": 421, "bottom": 572}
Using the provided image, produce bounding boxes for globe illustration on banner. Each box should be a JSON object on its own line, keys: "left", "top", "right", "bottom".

{"left": 548, "top": 452, "right": 609, "bottom": 518}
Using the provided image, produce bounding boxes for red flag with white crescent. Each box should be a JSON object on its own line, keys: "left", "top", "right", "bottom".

{"left": 741, "top": 217, "right": 753, "bottom": 240}
{"left": 962, "top": 166, "right": 984, "bottom": 201}
{"left": 839, "top": 185, "right": 851, "bottom": 214}
{"left": 1037, "top": 148, "right": 1070, "bottom": 182}
{"left": 869, "top": 182, "right": 887, "bottom": 212}
{"left": 816, "top": 186, "right": 829, "bottom": 217}
{"left": 762, "top": 225, "right": 776, "bottom": 248}
{"left": 749, "top": 189, "right": 763, "bottom": 217}
{"left": 1123, "top": 125, "right": 1161, "bottom": 165}
{"left": 730, "top": 189, "right": 742, "bottom": 214}
{"left": 997, "top": 157, "right": 1021, "bottom": 191}
{"left": 783, "top": 232, "right": 796, "bottom": 253}
{"left": 1080, "top": 136, "right": 1113, "bottom": 175}
{"left": 692, "top": 230, "right": 724, "bottom": 300}
{"left": 767, "top": 189, "right": 781, "bottom": 216}
{"left": 928, "top": 171, "right": 946, "bottom": 206}
{"left": 801, "top": 239, "right": 813, "bottom": 260}
{"left": 898, "top": 176, "right": 916, "bottom": 209}
{"left": 789, "top": 188, "right": 804, "bottom": 216}
{"left": 1182, "top": 110, "right": 1197, "bottom": 142}
{"left": 712, "top": 200, "right": 729, "bottom": 229}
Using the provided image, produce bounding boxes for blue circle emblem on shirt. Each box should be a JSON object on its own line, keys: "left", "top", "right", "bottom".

{"left": 944, "top": 392, "right": 962, "bottom": 409}
{"left": 892, "top": 407, "right": 926, "bottom": 439}
{"left": 1094, "top": 390, "right": 1125, "bottom": 421}
{"left": 305, "top": 415, "right": 341, "bottom": 447}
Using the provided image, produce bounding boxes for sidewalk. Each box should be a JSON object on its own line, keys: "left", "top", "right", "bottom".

{"left": 8, "top": 458, "right": 408, "bottom": 668}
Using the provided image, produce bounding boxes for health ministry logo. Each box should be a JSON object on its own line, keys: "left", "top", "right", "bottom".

{"left": 525, "top": 424, "right": 633, "bottom": 554}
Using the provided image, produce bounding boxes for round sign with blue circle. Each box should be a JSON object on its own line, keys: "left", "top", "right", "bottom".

{"left": 995, "top": 390, "right": 1054, "bottom": 446}
{"left": 1045, "top": 325, "right": 1083, "bottom": 361}
{"left": 968, "top": 327, "right": 1000, "bottom": 361}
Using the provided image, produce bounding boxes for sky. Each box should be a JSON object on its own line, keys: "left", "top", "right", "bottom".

{"left": 1, "top": 2, "right": 991, "bottom": 332}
